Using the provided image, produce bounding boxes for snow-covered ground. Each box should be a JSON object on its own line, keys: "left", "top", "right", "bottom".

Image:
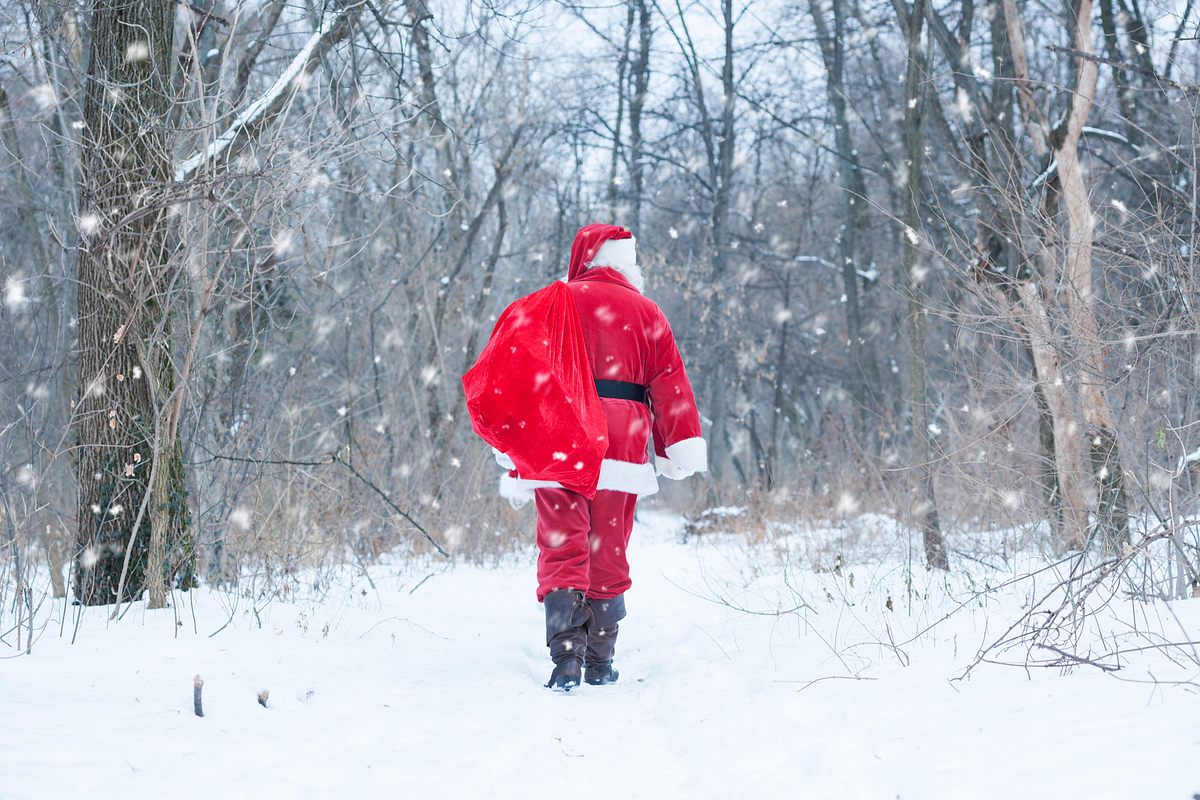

{"left": 3, "top": 510, "right": 1199, "bottom": 799}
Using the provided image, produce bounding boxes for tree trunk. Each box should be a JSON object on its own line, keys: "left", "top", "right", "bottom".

{"left": 1000, "top": 0, "right": 1104, "bottom": 551}
{"left": 809, "top": 0, "right": 879, "bottom": 427}
{"left": 899, "top": 0, "right": 949, "bottom": 570}
{"left": 629, "top": 0, "right": 652, "bottom": 232}
{"left": 1016, "top": 279, "right": 1091, "bottom": 548}
{"left": 706, "top": 0, "right": 737, "bottom": 486}
{"left": 608, "top": 2, "right": 635, "bottom": 218}
{"left": 73, "top": 0, "right": 191, "bottom": 605}
{"left": 1055, "top": 0, "right": 1129, "bottom": 552}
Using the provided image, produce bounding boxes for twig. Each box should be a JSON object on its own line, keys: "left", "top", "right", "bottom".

{"left": 333, "top": 453, "right": 449, "bottom": 557}
{"left": 1046, "top": 44, "right": 1196, "bottom": 91}
{"left": 780, "top": 675, "right": 879, "bottom": 693}
{"left": 408, "top": 572, "right": 436, "bottom": 594}
{"left": 193, "top": 675, "right": 204, "bottom": 717}
{"left": 201, "top": 450, "right": 448, "bottom": 557}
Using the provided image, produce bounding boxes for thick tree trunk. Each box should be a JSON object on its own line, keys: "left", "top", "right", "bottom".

{"left": 1055, "top": 0, "right": 1129, "bottom": 551}
{"left": 1016, "top": 280, "right": 1091, "bottom": 548}
{"left": 1000, "top": 0, "right": 1119, "bottom": 551}
{"left": 899, "top": 0, "right": 949, "bottom": 570}
{"left": 73, "top": 0, "right": 191, "bottom": 605}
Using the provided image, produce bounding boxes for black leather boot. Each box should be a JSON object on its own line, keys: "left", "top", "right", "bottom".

{"left": 584, "top": 594, "right": 626, "bottom": 686}
{"left": 543, "top": 589, "right": 589, "bottom": 691}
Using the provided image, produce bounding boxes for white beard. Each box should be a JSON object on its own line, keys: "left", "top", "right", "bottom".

{"left": 606, "top": 261, "right": 644, "bottom": 293}
{"left": 588, "top": 236, "right": 644, "bottom": 292}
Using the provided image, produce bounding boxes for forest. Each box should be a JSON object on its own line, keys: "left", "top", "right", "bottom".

{"left": 2, "top": 0, "right": 1199, "bottom": 796}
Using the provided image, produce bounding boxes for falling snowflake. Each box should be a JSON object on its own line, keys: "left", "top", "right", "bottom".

{"left": 443, "top": 526, "right": 464, "bottom": 548}
{"left": 4, "top": 277, "right": 28, "bottom": 312}
{"left": 78, "top": 213, "right": 101, "bottom": 235}
{"left": 125, "top": 41, "right": 150, "bottom": 63}
{"left": 272, "top": 229, "right": 294, "bottom": 256}
{"left": 29, "top": 83, "right": 57, "bottom": 110}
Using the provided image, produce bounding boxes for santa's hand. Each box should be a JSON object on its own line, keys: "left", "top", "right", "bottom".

{"left": 656, "top": 457, "right": 694, "bottom": 481}
{"left": 656, "top": 438, "right": 707, "bottom": 480}
{"left": 493, "top": 449, "right": 515, "bottom": 470}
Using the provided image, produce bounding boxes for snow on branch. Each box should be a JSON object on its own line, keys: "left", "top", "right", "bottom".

{"left": 1081, "top": 126, "right": 1140, "bottom": 152}
{"left": 174, "top": 3, "right": 362, "bottom": 183}
{"left": 795, "top": 255, "right": 879, "bottom": 283}
{"left": 1177, "top": 446, "right": 1200, "bottom": 475}
{"left": 1029, "top": 158, "right": 1058, "bottom": 191}
{"left": 1027, "top": 128, "right": 1141, "bottom": 191}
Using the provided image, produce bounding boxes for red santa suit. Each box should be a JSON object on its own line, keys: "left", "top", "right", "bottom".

{"left": 497, "top": 224, "right": 707, "bottom": 601}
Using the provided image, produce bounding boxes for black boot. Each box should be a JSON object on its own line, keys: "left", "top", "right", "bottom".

{"left": 543, "top": 589, "right": 589, "bottom": 691}
{"left": 584, "top": 594, "right": 626, "bottom": 686}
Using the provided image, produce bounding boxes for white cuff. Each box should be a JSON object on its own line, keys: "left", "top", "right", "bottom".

{"left": 493, "top": 449, "right": 515, "bottom": 470}
{"left": 655, "top": 437, "right": 707, "bottom": 480}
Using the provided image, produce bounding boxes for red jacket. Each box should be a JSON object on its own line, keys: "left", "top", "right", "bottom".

{"left": 499, "top": 226, "right": 706, "bottom": 503}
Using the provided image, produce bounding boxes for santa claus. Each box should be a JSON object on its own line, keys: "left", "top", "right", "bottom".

{"left": 489, "top": 223, "right": 707, "bottom": 690}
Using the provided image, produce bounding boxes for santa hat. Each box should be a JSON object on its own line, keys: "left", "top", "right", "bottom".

{"left": 567, "top": 223, "right": 643, "bottom": 292}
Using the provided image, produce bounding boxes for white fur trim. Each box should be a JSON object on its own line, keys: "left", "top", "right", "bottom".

{"left": 597, "top": 458, "right": 659, "bottom": 494}
{"left": 492, "top": 449, "right": 515, "bottom": 470}
{"left": 588, "top": 237, "right": 644, "bottom": 292}
{"left": 498, "top": 458, "right": 659, "bottom": 507}
{"left": 656, "top": 437, "right": 707, "bottom": 480}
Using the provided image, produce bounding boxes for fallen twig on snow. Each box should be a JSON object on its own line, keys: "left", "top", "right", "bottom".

{"left": 193, "top": 675, "right": 204, "bottom": 717}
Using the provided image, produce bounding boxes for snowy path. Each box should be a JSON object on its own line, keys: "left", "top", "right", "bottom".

{"left": 3, "top": 511, "right": 1199, "bottom": 799}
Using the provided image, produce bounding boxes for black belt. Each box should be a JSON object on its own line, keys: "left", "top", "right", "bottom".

{"left": 596, "top": 380, "right": 648, "bottom": 404}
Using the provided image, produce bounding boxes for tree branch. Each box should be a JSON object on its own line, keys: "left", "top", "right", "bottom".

{"left": 174, "top": 1, "right": 364, "bottom": 182}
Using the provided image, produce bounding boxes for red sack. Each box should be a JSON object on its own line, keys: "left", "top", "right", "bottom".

{"left": 462, "top": 281, "right": 607, "bottom": 498}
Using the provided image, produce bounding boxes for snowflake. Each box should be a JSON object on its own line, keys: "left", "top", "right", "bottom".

{"left": 29, "top": 83, "right": 57, "bottom": 110}
{"left": 272, "top": 229, "right": 294, "bottom": 256}
{"left": 4, "top": 277, "right": 28, "bottom": 312}
{"left": 77, "top": 213, "right": 101, "bottom": 235}
{"left": 125, "top": 41, "right": 150, "bottom": 63}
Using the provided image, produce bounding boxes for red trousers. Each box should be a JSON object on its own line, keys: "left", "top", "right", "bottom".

{"left": 534, "top": 487, "right": 637, "bottom": 602}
